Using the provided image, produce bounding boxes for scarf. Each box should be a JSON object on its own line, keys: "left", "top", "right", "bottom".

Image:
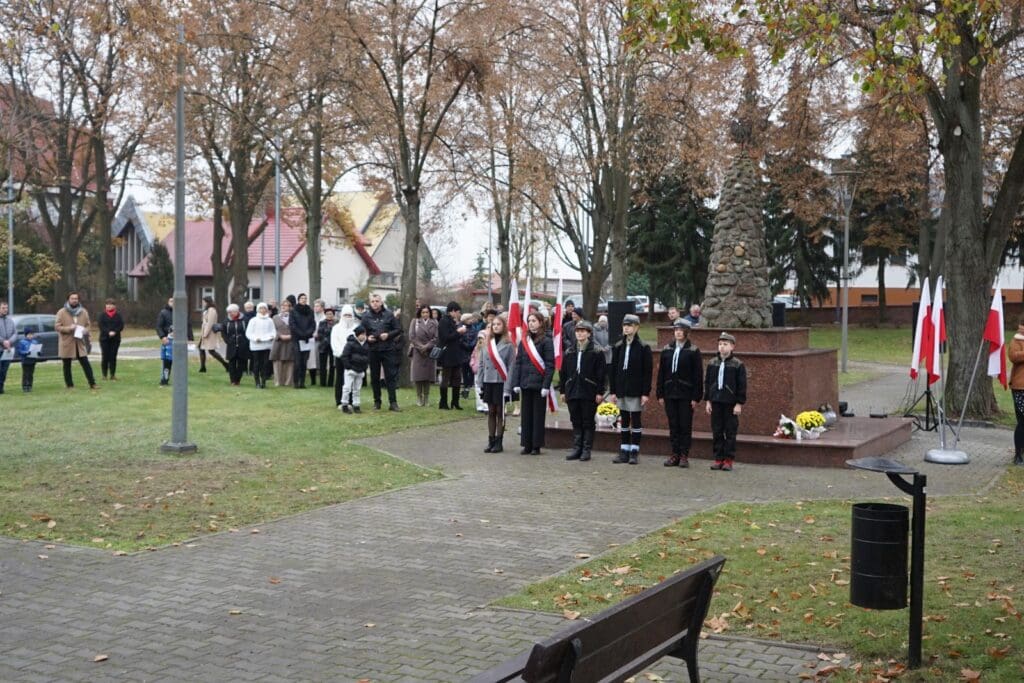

{"left": 65, "top": 302, "right": 83, "bottom": 317}
{"left": 672, "top": 344, "right": 681, "bottom": 374}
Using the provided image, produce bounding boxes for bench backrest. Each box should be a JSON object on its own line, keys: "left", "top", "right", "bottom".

{"left": 520, "top": 555, "right": 726, "bottom": 683}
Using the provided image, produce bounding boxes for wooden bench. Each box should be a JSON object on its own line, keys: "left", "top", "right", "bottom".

{"left": 470, "top": 555, "right": 726, "bottom": 683}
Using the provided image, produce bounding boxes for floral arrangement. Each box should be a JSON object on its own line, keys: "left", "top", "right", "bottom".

{"left": 596, "top": 402, "right": 620, "bottom": 417}
{"left": 795, "top": 410, "right": 826, "bottom": 430}
{"left": 773, "top": 415, "right": 798, "bottom": 439}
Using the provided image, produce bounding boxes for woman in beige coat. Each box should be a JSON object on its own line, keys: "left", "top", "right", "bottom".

{"left": 199, "top": 296, "right": 228, "bottom": 373}
{"left": 270, "top": 298, "right": 295, "bottom": 386}
{"left": 55, "top": 291, "right": 98, "bottom": 389}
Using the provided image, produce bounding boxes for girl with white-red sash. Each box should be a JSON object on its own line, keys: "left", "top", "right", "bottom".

{"left": 476, "top": 314, "right": 515, "bottom": 453}
{"left": 510, "top": 312, "right": 555, "bottom": 455}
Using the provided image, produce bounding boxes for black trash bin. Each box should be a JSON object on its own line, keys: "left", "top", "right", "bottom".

{"left": 850, "top": 502, "right": 908, "bottom": 610}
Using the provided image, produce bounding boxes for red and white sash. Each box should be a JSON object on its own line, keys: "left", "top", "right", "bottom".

{"left": 524, "top": 336, "right": 558, "bottom": 413}
{"left": 488, "top": 338, "right": 508, "bottom": 381}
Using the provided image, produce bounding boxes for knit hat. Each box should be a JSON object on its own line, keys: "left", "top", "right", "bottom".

{"left": 353, "top": 325, "right": 367, "bottom": 336}
{"left": 598, "top": 315, "right": 608, "bottom": 324}
{"left": 622, "top": 313, "right": 640, "bottom": 325}
{"left": 718, "top": 331, "right": 736, "bottom": 344}
{"left": 446, "top": 301, "right": 461, "bottom": 313}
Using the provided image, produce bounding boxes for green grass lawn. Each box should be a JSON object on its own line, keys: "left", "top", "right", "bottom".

{"left": 0, "top": 358, "right": 467, "bottom": 551}
{"left": 497, "top": 468, "right": 1024, "bottom": 681}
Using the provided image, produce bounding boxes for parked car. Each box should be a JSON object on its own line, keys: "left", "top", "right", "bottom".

{"left": 9, "top": 313, "right": 60, "bottom": 362}
{"left": 627, "top": 295, "right": 650, "bottom": 314}
{"left": 772, "top": 294, "right": 802, "bottom": 309}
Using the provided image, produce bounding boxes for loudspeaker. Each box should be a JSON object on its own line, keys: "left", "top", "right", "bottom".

{"left": 771, "top": 301, "right": 786, "bottom": 327}
{"left": 607, "top": 300, "right": 636, "bottom": 347}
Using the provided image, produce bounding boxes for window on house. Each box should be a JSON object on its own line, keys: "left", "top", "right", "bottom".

{"left": 372, "top": 272, "right": 398, "bottom": 287}
{"left": 246, "top": 286, "right": 261, "bottom": 302}
{"left": 336, "top": 288, "right": 348, "bottom": 303}
{"left": 861, "top": 294, "right": 879, "bottom": 305}
{"left": 197, "top": 286, "right": 214, "bottom": 310}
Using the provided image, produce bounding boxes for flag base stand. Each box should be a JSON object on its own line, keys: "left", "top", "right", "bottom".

{"left": 904, "top": 387, "right": 939, "bottom": 432}
{"left": 924, "top": 448, "right": 969, "bottom": 465}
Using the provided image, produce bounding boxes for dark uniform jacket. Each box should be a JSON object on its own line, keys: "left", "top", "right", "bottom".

{"left": 437, "top": 315, "right": 464, "bottom": 369}
{"left": 290, "top": 303, "right": 316, "bottom": 342}
{"left": 222, "top": 317, "right": 249, "bottom": 360}
{"left": 559, "top": 341, "right": 607, "bottom": 401}
{"left": 510, "top": 333, "right": 555, "bottom": 391}
{"left": 155, "top": 305, "right": 193, "bottom": 341}
{"left": 361, "top": 306, "right": 402, "bottom": 354}
{"left": 341, "top": 335, "right": 370, "bottom": 373}
{"left": 609, "top": 336, "right": 653, "bottom": 398}
{"left": 656, "top": 339, "right": 703, "bottom": 401}
{"left": 704, "top": 354, "right": 747, "bottom": 404}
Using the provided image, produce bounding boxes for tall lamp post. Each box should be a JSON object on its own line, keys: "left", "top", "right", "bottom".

{"left": 162, "top": 24, "right": 197, "bottom": 454}
{"left": 6, "top": 147, "right": 13, "bottom": 312}
{"left": 830, "top": 159, "right": 862, "bottom": 374}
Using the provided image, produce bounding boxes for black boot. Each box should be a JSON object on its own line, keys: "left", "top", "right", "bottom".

{"left": 612, "top": 445, "right": 630, "bottom": 464}
{"left": 484, "top": 436, "right": 495, "bottom": 453}
{"left": 1015, "top": 451, "right": 1023, "bottom": 466}
{"left": 492, "top": 435, "right": 504, "bottom": 453}
{"left": 580, "top": 430, "right": 594, "bottom": 462}
{"left": 309, "top": 370, "right": 317, "bottom": 386}
{"left": 439, "top": 390, "right": 449, "bottom": 409}
{"left": 451, "top": 387, "right": 463, "bottom": 410}
{"left": 566, "top": 430, "right": 583, "bottom": 461}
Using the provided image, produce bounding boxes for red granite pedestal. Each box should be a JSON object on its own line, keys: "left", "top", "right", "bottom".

{"left": 544, "top": 326, "right": 912, "bottom": 467}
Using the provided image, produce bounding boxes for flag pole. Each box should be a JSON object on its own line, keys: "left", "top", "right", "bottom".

{"left": 952, "top": 339, "right": 988, "bottom": 448}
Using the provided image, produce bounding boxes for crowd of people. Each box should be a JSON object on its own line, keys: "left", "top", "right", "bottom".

{"left": 1, "top": 290, "right": 753, "bottom": 469}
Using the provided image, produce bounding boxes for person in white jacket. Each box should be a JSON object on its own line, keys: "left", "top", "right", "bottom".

{"left": 331, "top": 305, "right": 359, "bottom": 406}
{"left": 245, "top": 302, "right": 277, "bottom": 388}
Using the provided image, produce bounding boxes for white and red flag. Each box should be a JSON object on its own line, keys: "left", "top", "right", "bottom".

{"left": 507, "top": 278, "right": 521, "bottom": 348}
{"left": 910, "top": 281, "right": 932, "bottom": 380}
{"left": 928, "top": 276, "right": 946, "bottom": 385}
{"left": 522, "top": 276, "right": 532, "bottom": 344}
{"left": 984, "top": 285, "right": 1008, "bottom": 389}
{"left": 552, "top": 278, "right": 563, "bottom": 371}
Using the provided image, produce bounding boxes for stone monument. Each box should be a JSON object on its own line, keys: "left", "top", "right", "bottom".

{"left": 701, "top": 152, "right": 773, "bottom": 328}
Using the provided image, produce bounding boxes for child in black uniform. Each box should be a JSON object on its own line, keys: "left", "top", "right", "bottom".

{"left": 704, "top": 332, "right": 747, "bottom": 471}
{"left": 559, "top": 320, "right": 607, "bottom": 462}
{"left": 657, "top": 318, "right": 703, "bottom": 467}
{"left": 609, "top": 313, "right": 652, "bottom": 464}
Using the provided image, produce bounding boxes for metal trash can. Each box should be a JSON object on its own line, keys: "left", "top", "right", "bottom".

{"left": 850, "top": 502, "right": 908, "bottom": 610}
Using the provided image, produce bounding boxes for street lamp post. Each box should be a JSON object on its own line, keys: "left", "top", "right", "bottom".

{"left": 274, "top": 136, "right": 281, "bottom": 303}
{"left": 830, "top": 162, "right": 862, "bottom": 374}
{"left": 6, "top": 147, "right": 13, "bottom": 312}
{"left": 162, "top": 24, "right": 197, "bottom": 454}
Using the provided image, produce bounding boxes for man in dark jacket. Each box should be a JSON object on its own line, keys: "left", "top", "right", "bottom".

{"left": 362, "top": 293, "right": 403, "bottom": 410}
{"left": 437, "top": 301, "right": 467, "bottom": 410}
{"left": 657, "top": 319, "right": 703, "bottom": 468}
{"left": 608, "top": 314, "right": 653, "bottom": 464}
{"left": 289, "top": 293, "right": 316, "bottom": 389}
{"left": 704, "top": 332, "right": 747, "bottom": 471}
{"left": 559, "top": 320, "right": 606, "bottom": 462}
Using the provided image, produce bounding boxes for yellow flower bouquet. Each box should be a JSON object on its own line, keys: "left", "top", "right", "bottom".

{"left": 796, "top": 411, "right": 826, "bottom": 430}
{"left": 596, "top": 401, "right": 620, "bottom": 429}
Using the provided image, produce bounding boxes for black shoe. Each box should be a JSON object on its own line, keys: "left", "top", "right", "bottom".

{"left": 664, "top": 454, "right": 681, "bottom": 467}
{"left": 612, "top": 447, "right": 630, "bottom": 464}
{"left": 199, "top": 367, "right": 207, "bottom": 373}
{"left": 389, "top": 402, "right": 401, "bottom": 412}
{"left": 492, "top": 436, "right": 504, "bottom": 453}
{"left": 438, "top": 394, "right": 449, "bottom": 409}
{"left": 531, "top": 449, "right": 541, "bottom": 455}
{"left": 520, "top": 447, "right": 531, "bottom": 455}
{"left": 679, "top": 455, "right": 689, "bottom": 468}
{"left": 566, "top": 432, "right": 583, "bottom": 461}
{"left": 342, "top": 404, "right": 352, "bottom": 414}
{"left": 1014, "top": 452, "right": 1023, "bottom": 465}
{"left": 484, "top": 436, "right": 495, "bottom": 453}
{"left": 353, "top": 406, "right": 361, "bottom": 413}
{"left": 373, "top": 401, "right": 382, "bottom": 410}
{"left": 628, "top": 451, "right": 638, "bottom": 465}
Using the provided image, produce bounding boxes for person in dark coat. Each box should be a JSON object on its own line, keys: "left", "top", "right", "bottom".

{"left": 362, "top": 293, "right": 403, "bottom": 410}
{"left": 98, "top": 298, "right": 125, "bottom": 380}
{"left": 704, "top": 332, "right": 747, "bottom": 471}
{"left": 222, "top": 303, "right": 249, "bottom": 386}
{"left": 510, "top": 311, "right": 555, "bottom": 455}
{"left": 340, "top": 325, "right": 370, "bottom": 413}
{"left": 608, "top": 313, "right": 653, "bottom": 464}
{"left": 437, "top": 301, "right": 467, "bottom": 410}
{"left": 316, "top": 306, "right": 336, "bottom": 387}
{"left": 289, "top": 293, "right": 316, "bottom": 389}
{"left": 657, "top": 319, "right": 704, "bottom": 468}
{"left": 558, "top": 320, "right": 606, "bottom": 462}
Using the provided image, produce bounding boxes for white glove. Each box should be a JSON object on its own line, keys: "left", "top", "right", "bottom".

{"left": 513, "top": 387, "right": 521, "bottom": 394}
{"left": 540, "top": 388, "right": 549, "bottom": 398}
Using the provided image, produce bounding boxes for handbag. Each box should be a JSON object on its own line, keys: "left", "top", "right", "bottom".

{"left": 429, "top": 345, "right": 445, "bottom": 360}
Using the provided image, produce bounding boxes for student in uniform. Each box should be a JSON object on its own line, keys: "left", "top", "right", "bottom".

{"left": 559, "top": 320, "right": 606, "bottom": 462}
{"left": 608, "top": 314, "right": 652, "bottom": 464}
{"left": 704, "top": 332, "right": 747, "bottom": 471}
{"left": 657, "top": 318, "right": 703, "bottom": 468}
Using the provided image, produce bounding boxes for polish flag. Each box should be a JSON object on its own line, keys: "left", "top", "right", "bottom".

{"left": 522, "top": 276, "right": 532, "bottom": 342}
{"left": 984, "top": 286, "right": 1007, "bottom": 389}
{"left": 928, "top": 276, "right": 946, "bottom": 386}
{"left": 507, "top": 278, "right": 521, "bottom": 348}
{"left": 552, "top": 279, "right": 563, "bottom": 371}
{"left": 910, "top": 282, "right": 932, "bottom": 380}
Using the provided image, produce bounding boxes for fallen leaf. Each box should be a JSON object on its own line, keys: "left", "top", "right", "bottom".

{"left": 364, "top": 623, "right": 375, "bottom": 628}
{"left": 37, "top": 555, "right": 48, "bottom": 560}
{"left": 93, "top": 654, "right": 108, "bottom": 663}
{"left": 609, "top": 565, "right": 632, "bottom": 575}
{"left": 269, "top": 577, "right": 282, "bottom": 585}
{"left": 756, "top": 548, "right": 767, "bottom": 556}
{"left": 91, "top": 538, "right": 105, "bottom": 544}
{"left": 47, "top": 520, "right": 57, "bottom": 529}
{"left": 563, "top": 610, "right": 581, "bottom": 620}
{"left": 959, "top": 668, "right": 981, "bottom": 682}
{"left": 643, "top": 673, "right": 664, "bottom": 681}
{"left": 574, "top": 553, "right": 591, "bottom": 559}
{"left": 493, "top": 568, "right": 504, "bottom": 574}
{"left": 986, "top": 646, "right": 1010, "bottom": 659}
{"left": 228, "top": 610, "right": 243, "bottom": 615}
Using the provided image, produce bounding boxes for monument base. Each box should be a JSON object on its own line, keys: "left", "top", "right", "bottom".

{"left": 545, "top": 416, "right": 912, "bottom": 468}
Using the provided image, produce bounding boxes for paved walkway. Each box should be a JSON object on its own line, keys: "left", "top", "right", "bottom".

{"left": 0, "top": 364, "right": 1013, "bottom": 682}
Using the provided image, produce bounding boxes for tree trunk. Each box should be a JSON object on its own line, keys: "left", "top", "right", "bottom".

{"left": 93, "top": 138, "right": 113, "bottom": 303}
{"left": 876, "top": 254, "right": 887, "bottom": 323}
{"left": 211, "top": 190, "right": 229, "bottom": 309}
{"left": 307, "top": 107, "right": 324, "bottom": 301}
{"left": 398, "top": 188, "right": 421, "bottom": 389}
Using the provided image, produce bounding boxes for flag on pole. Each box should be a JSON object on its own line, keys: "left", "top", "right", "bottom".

{"left": 509, "top": 278, "right": 524, "bottom": 350}
{"left": 552, "top": 279, "right": 563, "bottom": 371}
{"left": 522, "top": 276, "right": 532, "bottom": 343}
{"left": 984, "top": 285, "right": 1007, "bottom": 389}
{"left": 928, "top": 276, "right": 946, "bottom": 386}
{"left": 910, "top": 281, "right": 932, "bottom": 380}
